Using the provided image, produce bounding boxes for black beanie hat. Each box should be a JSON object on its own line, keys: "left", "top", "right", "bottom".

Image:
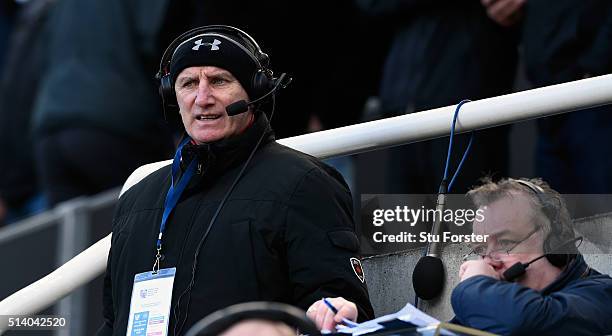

{"left": 169, "top": 32, "right": 261, "bottom": 98}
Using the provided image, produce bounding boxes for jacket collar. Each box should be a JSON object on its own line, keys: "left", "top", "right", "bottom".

{"left": 180, "top": 113, "right": 275, "bottom": 178}
{"left": 541, "top": 254, "right": 590, "bottom": 295}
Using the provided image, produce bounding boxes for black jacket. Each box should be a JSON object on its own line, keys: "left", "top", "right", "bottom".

{"left": 98, "top": 115, "right": 374, "bottom": 335}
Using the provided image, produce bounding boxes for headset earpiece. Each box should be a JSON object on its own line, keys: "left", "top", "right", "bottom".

{"left": 258, "top": 52, "right": 270, "bottom": 68}
{"left": 545, "top": 245, "right": 570, "bottom": 267}
{"left": 543, "top": 200, "right": 576, "bottom": 267}
{"left": 513, "top": 179, "right": 575, "bottom": 267}
{"left": 159, "top": 73, "right": 177, "bottom": 108}
{"left": 251, "top": 69, "right": 275, "bottom": 100}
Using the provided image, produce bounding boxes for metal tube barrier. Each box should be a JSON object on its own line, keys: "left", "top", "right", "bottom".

{"left": 278, "top": 74, "right": 612, "bottom": 158}
{"left": 0, "top": 235, "right": 110, "bottom": 332}
{"left": 1, "top": 74, "right": 612, "bottom": 331}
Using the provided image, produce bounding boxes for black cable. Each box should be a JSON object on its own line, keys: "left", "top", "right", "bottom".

{"left": 174, "top": 95, "right": 277, "bottom": 336}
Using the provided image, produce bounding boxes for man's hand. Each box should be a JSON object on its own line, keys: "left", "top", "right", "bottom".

{"left": 459, "top": 260, "right": 500, "bottom": 282}
{"left": 307, "top": 114, "right": 323, "bottom": 133}
{"left": 306, "top": 297, "right": 357, "bottom": 332}
{"left": 481, "top": 0, "right": 526, "bottom": 27}
{"left": 0, "top": 198, "right": 7, "bottom": 225}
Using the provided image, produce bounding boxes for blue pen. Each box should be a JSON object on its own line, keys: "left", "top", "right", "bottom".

{"left": 322, "top": 297, "right": 359, "bottom": 328}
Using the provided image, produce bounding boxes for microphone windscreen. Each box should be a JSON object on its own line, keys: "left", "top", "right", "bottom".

{"left": 502, "top": 262, "right": 527, "bottom": 282}
{"left": 412, "top": 256, "right": 445, "bottom": 300}
{"left": 226, "top": 100, "right": 249, "bottom": 116}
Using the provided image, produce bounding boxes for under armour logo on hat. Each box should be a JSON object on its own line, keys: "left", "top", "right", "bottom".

{"left": 170, "top": 33, "right": 259, "bottom": 96}
{"left": 192, "top": 38, "right": 221, "bottom": 51}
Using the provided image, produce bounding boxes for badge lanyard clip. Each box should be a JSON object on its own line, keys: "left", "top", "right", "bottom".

{"left": 152, "top": 244, "right": 162, "bottom": 274}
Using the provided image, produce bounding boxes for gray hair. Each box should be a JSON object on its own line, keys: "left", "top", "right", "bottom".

{"left": 467, "top": 177, "right": 575, "bottom": 253}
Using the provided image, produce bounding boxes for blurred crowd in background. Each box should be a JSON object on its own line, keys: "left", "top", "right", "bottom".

{"left": 1, "top": 0, "right": 611, "bottom": 227}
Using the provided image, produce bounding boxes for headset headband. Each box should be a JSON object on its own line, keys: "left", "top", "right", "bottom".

{"left": 156, "top": 25, "right": 269, "bottom": 80}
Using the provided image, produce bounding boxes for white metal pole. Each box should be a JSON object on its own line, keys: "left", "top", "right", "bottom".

{"left": 1, "top": 74, "right": 612, "bottom": 332}
{"left": 279, "top": 74, "right": 612, "bottom": 158}
{"left": 0, "top": 235, "right": 111, "bottom": 333}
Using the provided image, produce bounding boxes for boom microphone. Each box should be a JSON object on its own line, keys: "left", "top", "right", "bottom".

{"left": 503, "top": 236, "right": 583, "bottom": 282}
{"left": 226, "top": 73, "right": 291, "bottom": 116}
{"left": 412, "top": 189, "right": 447, "bottom": 300}
{"left": 412, "top": 100, "right": 473, "bottom": 302}
{"left": 412, "top": 256, "right": 445, "bottom": 300}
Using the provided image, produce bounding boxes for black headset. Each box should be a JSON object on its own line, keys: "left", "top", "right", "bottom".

{"left": 513, "top": 179, "right": 577, "bottom": 267}
{"left": 184, "top": 302, "right": 321, "bottom": 336}
{"left": 155, "top": 25, "right": 276, "bottom": 110}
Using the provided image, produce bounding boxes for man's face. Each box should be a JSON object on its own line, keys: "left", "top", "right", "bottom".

{"left": 472, "top": 192, "right": 547, "bottom": 288}
{"left": 175, "top": 66, "right": 253, "bottom": 144}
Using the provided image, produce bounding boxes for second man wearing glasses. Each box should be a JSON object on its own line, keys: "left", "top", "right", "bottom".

{"left": 452, "top": 178, "right": 612, "bottom": 335}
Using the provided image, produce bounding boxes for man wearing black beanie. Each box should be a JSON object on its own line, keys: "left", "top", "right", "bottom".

{"left": 97, "top": 26, "right": 373, "bottom": 336}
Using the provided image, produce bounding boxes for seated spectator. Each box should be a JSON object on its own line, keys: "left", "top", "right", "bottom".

{"left": 452, "top": 177, "right": 612, "bottom": 335}
{"left": 327, "top": 177, "right": 612, "bottom": 334}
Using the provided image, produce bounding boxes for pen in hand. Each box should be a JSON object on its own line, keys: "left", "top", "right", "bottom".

{"left": 322, "top": 297, "right": 359, "bottom": 328}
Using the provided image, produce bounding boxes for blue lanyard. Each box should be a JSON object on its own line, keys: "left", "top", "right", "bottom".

{"left": 153, "top": 137, "right": 197, "bottom": 272}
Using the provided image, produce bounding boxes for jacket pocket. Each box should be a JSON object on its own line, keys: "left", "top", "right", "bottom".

{"left": 230, "top": 220, "right": 260, "bottom": 298}
{"left": 327, "top": 229, "right": 360, "bottom": 252}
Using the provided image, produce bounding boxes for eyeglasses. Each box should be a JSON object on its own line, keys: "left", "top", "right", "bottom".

{"left": 465, "top": 227, "right": 540, "bottom": 262}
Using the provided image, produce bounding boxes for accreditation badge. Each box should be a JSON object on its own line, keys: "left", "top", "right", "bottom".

{"left": 126, "top": 268, "right": 176, "bottom": 336}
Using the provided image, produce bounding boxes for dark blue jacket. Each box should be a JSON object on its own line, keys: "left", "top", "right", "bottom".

{"left": 523, "top": 0, "right": 612, "bottom": 87}
{"left": 356, "top": 0, "right": 518, "bottom": 115}
{"left": 451, "top": 255, "right": 612, "bottom": 335}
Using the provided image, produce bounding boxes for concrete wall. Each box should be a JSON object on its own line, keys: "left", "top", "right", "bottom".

{"left": 362, "top": 213, "right": 612, "bottom": 320}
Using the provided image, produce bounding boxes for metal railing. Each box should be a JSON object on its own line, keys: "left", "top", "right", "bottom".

{"left": 0, "top": 189, "right": 119, "bottom": 335}
{"left": 2, "top": 74, "right": 612, "bottom": 332}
